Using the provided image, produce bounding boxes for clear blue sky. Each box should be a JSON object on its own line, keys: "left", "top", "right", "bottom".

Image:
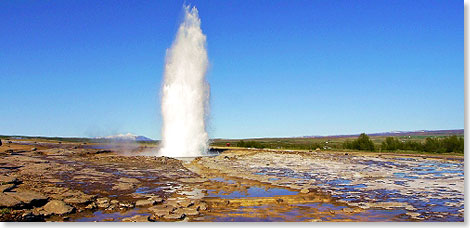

{"left": 0, "top": 0, "right": 463, "bottom": 139}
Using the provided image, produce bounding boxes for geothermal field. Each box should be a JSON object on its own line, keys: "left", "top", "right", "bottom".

{"left": 0, "top": 137, "right": 464, "bottom": 222}
{"left": 0, "top": 2, "right": 463, "bottom": 224}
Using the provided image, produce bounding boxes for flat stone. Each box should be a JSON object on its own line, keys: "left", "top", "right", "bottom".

{"left": 406, "top": 212, "right": 422, "bottom": 219}
{"left": 149, "top": 207, "right": 172, "bottom": 219}
{"left": 0, "top": 192, "right": 23, "bottom": 208}
{"left": 0, "top": 184, "right": 15, "bottom": 192}
{"left": 64, "top": 194, "right": 95, "bottom": 205}
{"left": 119, "top": 202, "right": 134, "bottom": 208}
{"left": 85, "top": 202, "right": 97, "bottom": 209}
{"left": 118, "top": 177, "right": 140, "bottom": 184}
{"left": 21, "top": 210, "right": 45, "bottom": 222}
{"left": 96, "top": 197, "right": 110, "bottom": 208}
{"left": 43, "top": 200, "right": 74, "bottom": 215}
{"left": 6, "top": 190, "right": 48, "bottom": 206}
{"left": 195, "top": 202, "right": 208, "bottom": 211}
{"left": 149, "top": 204, "right": 175, "bottom": 212}
{"left": 175, "top": 199, "right": 194, "bottom": 207}
{"left": 163, "top": 211, "right": 185, "bottom": 220}
{"left": 112, "top": 182, "right": 135, "bottom": 191}
{"left": 32, "top": 207, "right": 52, "bottom": 217}
{"left": 178, "top": 178, "right": 208, "bottom": 183}
{"left": 122, "top": 215, "right": 149, "bottom": 222}
{"left": 306, "top": 219, "right": 323, "bottom": 222}
{"left": 180, "top": 208, "right": 199, "bottom": 216}
{"left": 135, "top": 199, "right": 155, "bottom": 207}
{"left": 0, "top": 176, "right": 18, "bottom": 184}
{"left": 148, "top": 196, "right": 163, "bottom": 204}
{"left": 300, "top": 188, "right": 310, "bottom": 194}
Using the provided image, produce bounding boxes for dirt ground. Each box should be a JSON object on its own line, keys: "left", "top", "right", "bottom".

{"left": 0, "top": 139, "right": 464, "bottom": 222}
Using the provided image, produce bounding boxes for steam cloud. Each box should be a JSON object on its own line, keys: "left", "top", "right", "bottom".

{"left": 158, "top": 5, "right": 209, "bottom": 157}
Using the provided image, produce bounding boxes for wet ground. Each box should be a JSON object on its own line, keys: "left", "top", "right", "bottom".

{"left": 0, "top": 140, "right": 464, "bottom": 222}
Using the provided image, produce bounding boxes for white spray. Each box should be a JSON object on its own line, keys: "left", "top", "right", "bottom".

{"left": 158, "top": 5, "right": 209, "bottom": 157}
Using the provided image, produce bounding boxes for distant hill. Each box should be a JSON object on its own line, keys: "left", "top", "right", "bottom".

{"left": 303, "top": 129, "right": 464, "bottom": 139}
{"left": 94, "top": 133, "right": 154, "bottom": 142}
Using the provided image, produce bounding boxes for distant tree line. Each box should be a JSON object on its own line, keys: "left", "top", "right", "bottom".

{"left": 342, "top": 133, "right": 375, "bottom": 151}
{"left": 230, "top": 134, "right": 463, "bottom": 154}
{"left": 237, "top": 140, "right": 264, "bottom": 149}
{"left": 343, "top": 133, "right": 464, "bottom": 153}
{"left": 381, "top": 135, "right": 464, "bottom": 153}
{"left": 236, "top": 140, "right": 323, "bottom": 150}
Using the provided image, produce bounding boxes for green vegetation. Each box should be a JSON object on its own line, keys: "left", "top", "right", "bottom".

{"left": 234, "top": 139, "right": 324, "bottom": 150}
{"left": 382, "top": 135, "right": 464, "bottom": 153}
{"left": 212, "top": 133, "right": 463, "bottom": 155}
{"left": 2, "top": 131, "right": 463, "bottom": 155}
{"left": 343, "top": 133, "right": 375, "bottom": 151}
{"left": 0, "top": 208, "right": 10, "bottom": 215}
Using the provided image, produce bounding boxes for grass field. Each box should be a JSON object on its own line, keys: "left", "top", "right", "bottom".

{"left": 1, "top": 130, "right": 464, "bottom": 155}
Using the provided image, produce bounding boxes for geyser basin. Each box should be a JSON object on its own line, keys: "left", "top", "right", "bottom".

{"left": 158, "top": 5, "right": 210, "bottom": 157}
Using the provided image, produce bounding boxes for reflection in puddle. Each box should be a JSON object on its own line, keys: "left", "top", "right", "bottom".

{"left": 210, "top": 177, "right": 235, "bottom": 184}
{"left": 208, "top": 186, "right": 297, "bottom": 199}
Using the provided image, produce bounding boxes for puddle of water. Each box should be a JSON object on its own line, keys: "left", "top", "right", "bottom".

{"left": 207, "top": 186, "right": 297, "bottom": 199}
{"left": 210, "top": 177, "right": 235, "bottom": 184}
{"left": 71, "top": 209, "right": 149, "bottom": 222}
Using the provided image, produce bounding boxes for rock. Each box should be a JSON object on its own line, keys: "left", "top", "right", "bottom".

{"left": 195, "top": 202, "right": 208, "bottom": 211}
{"left": 122, "top": 215, "right": 149, "bottom": 222}
{"left": 178, "top": 199, "right": 194, "bottom": 208}
{"left": 64, "top": 194, "right": 95, "bottom": 205}
{"left": 0, "top": 193, "right": 23, "bottom": 208}
{"left": 110, "top": 199, "right": 119, "bottom": 205}
{"left": 149, "top": 197, "right": 163, "bottom": 204}
{"left": 6, "top": 190, "right": 48, "bottom": 206}
{"left": 31, "top": 148, "right": 37, "bottom": 151}
{"left": 21, "top": 211, "right": 44, "bottom": 222}
{"left": 306, "top": 219, "right": 322, "bottom": 222}
{"left": 85, "top": 202, "right": 97, "bottom": 209}
{"left": 163, "top": 211, "right": 185, "bottom": 220}
{"left": 135, "top": 199, "right": 155, "bottom": 207}
{"left": 118, "top": 177, "right": 140, "bottom": 184}
{"left": 178, "top": 178, "right": 208, "bottom": 183}
{"left": 119, "top": 202, "right": 134, "bottom": 208}
{"left": 406, "top": 212, "right": 422, "bottom": 220}
{"left": 373, "top": 201, "right": 407, "bottom": 210}
{"left": 164, "top": 198, "right": 194, "bottom": 208}
{"left": 180, "top": 208, "right": 199, "bottom": 216}
{"left": 96, "top": 198, "right": 110, "bottom": 208}
{"left": 0, "top": 176, "right": 18, "bottom": 184}
{"left": 0, "top": 184, "right": 15, "bottom": 193}
{"left": 42, "top": 200, "right": 74, "bottom": 215}
{"left": 105, "top": 204, "right": 116, "bottom": 211}
{"left": 342, "top": 208, "right": 354, "bottom": 213}
{"left": 300, "top": 188, "right": 310, "bottom": 194}
{"left": 149, "top": 207, "right": 172, "bottom": 220}
{"left": 112, "top": 183, "right": 135, "bottom": 191}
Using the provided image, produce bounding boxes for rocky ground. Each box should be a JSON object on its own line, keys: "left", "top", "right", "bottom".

{"left": 0, "top": 140, "right": 464, "bottom": 222}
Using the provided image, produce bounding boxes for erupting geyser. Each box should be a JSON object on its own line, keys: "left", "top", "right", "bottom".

{"left": 158, "top": 5, "right": 209, "bottom": 157}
